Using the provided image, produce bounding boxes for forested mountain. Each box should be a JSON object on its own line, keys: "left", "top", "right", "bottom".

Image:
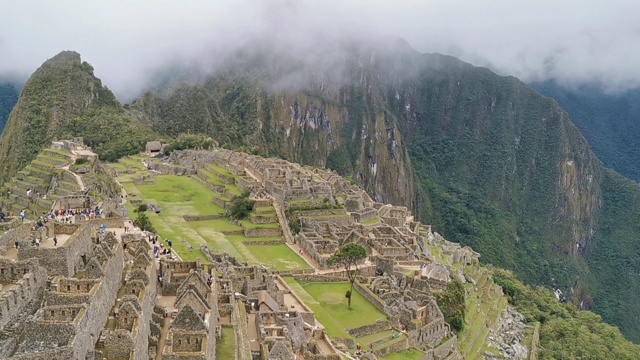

{"left": 2, "top": 44, "right": 640, "bottom": 347}
{"left": 0, "top": 82, "right": 19, "bottom": 132}
{"left": 0, "top": 51, "right": 156, "bottom": 185}
{"left": 533, "top": 81, "right": 640, "bottom": 182}
{"left": 131, "top": 41, "right": 640, "bottom": 343}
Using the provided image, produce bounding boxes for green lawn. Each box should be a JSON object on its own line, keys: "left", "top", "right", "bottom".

{"left": 121, "top": 173, "right": 308, "bottom": 270}
{"left": 379, "top": 348, "right": 425, "bottom": 360}
{"left": 216, "top": 327, "right": 236, "bottom": 359}
{"left": 246, "top": 245, "right": 311, "bottom": 270}
{"left": 136, "top": 176, "right": 225, "bottom": 215}
{"left": 283, "top": 279, "right": 386, "bottom": 340}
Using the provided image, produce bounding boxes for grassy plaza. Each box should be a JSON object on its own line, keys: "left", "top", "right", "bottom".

{"left": 283, "top": 278, "right": 387, "bottom": 339}
{"left": 111, "top": 159, "right": 310, "bottom": 270}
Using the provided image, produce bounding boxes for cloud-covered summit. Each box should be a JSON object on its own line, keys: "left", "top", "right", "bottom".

{"left": 1, "top": 0, "right": 638, "bottom": 100}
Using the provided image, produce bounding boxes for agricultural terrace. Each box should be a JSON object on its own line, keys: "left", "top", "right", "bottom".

{"left": 109, "top": 157, "right": 310, "bottom": 270}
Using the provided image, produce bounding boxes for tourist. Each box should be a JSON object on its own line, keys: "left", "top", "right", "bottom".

{"left": 53, "top": 237, "right": 58, "bottom": 246}
{"left": 14, "top": 240, "right": 18, "bottom": 249}
{"left": 167, "top": 239, "right": 172, "bottom": 248}
{"left": 34, "top": 238, "right": 40, "bottom": 247}
{"left": 369, "top": 343, "right": 373, "bottom": 352}
{"left": 356, "top": 343, "right": 362, "bottom": 353}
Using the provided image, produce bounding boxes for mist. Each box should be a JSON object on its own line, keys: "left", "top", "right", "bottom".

{"left": 1, "top": 0, "right": 639, "bottom": 100}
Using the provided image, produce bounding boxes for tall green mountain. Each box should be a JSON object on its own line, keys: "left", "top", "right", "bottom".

{"left": 0, "top": 51, "right": 155, "bottom": 184}
{"left": 0, "top": 82, "right": 19, "bottom": 132}
{"left": 532, "top": 81, "right": 640, "bottom": 182}
{"left": 2, "top": 45, "right": 639, "bottom": 344}
{"left": 131, "top": 42, "right": 640, "bottom": 342}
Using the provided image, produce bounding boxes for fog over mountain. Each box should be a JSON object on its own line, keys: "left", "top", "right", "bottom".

{"left": 1, "top": 0, "right": 639, "bottom": 100}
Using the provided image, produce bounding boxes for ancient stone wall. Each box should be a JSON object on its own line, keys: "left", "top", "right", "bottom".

{"left": 248, "top": 214, "right": 278, "bottom": 224}
{"left": 353, "top": 281, "right": 387, "bottom": 314}
{"left": 20, "top": 224, "right": 93, "bottom": 277}
{"left": 243, "top": 227, "right": 282, "bottom": 238}
{"left": 375, "top": 338, "right": 409, "bottom": 357}
{"left": 0, "top": 260, "right": 47, "bottom": 329}
{"left": 104, "top": 330, "right": 135, "bottom": 359}
{"left": 346, "top": 320, "right": 392, "bottom": 337}
{"left": 148, "top": 162, "right": 194, "bottom": 176}
{"left": 300, "top": 216, "right": 352, "bottom": 228}
{"left": 131, "top": 262, "right": 158, "bottom": 360}
{"left": 0, "top": 224, "right": 35, "bottom": 253}
{"left": 75, "top": 217, "right": 125, "bottom": 229}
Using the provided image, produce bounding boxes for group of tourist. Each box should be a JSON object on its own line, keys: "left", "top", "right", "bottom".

{"left": 48, "top": 206, "right": 103, "bottom": 223}
{"left": 355, "top": 342, "right": 375, "bottom": 354}
{"left": 149, "top": 233, "right": 174, "bottom": 260}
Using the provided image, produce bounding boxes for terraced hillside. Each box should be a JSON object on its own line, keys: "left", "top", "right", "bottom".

{"left": 0, "top": 148, "right": 80, "bottom": 217}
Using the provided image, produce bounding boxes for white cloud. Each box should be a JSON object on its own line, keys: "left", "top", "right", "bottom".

{"left": 1, "top": 0, "right": 638, "bottom": 99}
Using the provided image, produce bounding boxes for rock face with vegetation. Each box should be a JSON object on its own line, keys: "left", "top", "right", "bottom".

{"left": 1, "top": 43, "right": 639, "bottom": 343}
{"left": 533, "top": 80, "right": 640, "bottom": 182}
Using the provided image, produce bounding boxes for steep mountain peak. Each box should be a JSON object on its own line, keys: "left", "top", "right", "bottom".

{"left": 0, "top": 51, "right": 121, "bottom": 184}
{"left": 41, "top": 50, "right": 82, "bottom": 67}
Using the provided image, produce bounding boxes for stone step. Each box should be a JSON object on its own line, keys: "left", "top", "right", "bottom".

{"left": 30, "top": 159, "right": 58, "bottom": 172}
{"left": 37, "top": 154, "right": 69, "bottom": 167}
{"left": 42, "top": 148, "right": 72, "bottom": 161}
{"left": 24, "top": 165, "right": 54, "bottom": 179}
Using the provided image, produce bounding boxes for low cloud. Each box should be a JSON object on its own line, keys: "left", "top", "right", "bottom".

{"left": 1, "top": 0, "right": 638, "bottom": 100}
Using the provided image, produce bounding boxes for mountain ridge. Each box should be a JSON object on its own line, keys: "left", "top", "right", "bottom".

{"left": 1, "top": 46, "right": 639, "bottom": 344}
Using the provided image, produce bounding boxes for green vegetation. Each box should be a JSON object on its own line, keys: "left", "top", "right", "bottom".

{"left": 133, "top": 211, "right": 155, "bottom": 232}
{"left": 327, "top": 243, "right": 368, "bottom": 309}
{"left": 216, "top": 327, "right": 236, "bottom": 359}
{"left": 434, "top": 280, "right": 466, "bottom": 332}
{"left": 493, "top": 269, "right": 640, "bottom": 359}
{"left": 229, "top": 191, "right": 254, "bottom": 220}
{"left": 163, "top": 133, "right": 217, "bottom": 155}
{"left": 284, "top": 278, "right": 386, "bottom": 340}
{"left": 533, "top": 81, "right": 640, "bottom": 183}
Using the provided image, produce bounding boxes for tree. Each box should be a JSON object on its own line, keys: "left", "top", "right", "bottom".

{"left": 327, "top": 243, "right": 367, "bottom": 309}
{"left": 434, "top": 280, "right": 466, "bottom": 332}
{"left": 229, "top": 191, "right": 254, "bottom": 220}
{"left": 133, "top": 211, "right": 155, "bottom": 232}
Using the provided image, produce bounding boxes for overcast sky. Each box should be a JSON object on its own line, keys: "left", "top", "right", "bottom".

{"left": 1, "top": 0, "right": 639, "bottom": 100}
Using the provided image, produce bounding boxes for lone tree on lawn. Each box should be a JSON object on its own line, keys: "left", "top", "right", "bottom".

{"left": 327, "top": 243, "right": 367, "bottom": 309}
